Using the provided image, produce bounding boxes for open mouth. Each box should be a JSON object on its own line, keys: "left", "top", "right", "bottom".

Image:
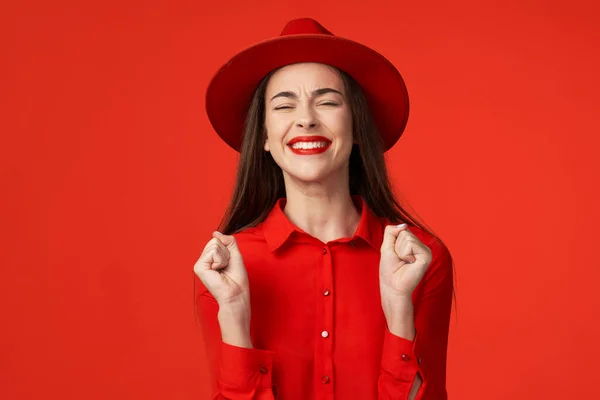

{"left": 287, "top": 136, "right": 332, "bottom": 155}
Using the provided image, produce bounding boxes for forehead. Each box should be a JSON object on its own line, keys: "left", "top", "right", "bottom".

{"left": 266, "top": 62, "right": 344, "bottom": 94}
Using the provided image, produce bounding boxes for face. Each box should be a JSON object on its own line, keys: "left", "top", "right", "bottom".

{"left": 263, "top": 62, "right": 354, "bottom": 185}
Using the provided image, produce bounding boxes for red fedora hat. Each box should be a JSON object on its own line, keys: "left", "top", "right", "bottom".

{"left": 205, "top": 17, "right": 410, "bottom": 152}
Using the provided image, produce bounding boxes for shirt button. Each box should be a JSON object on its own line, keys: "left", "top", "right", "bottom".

{"left": 322, "top": 289, "right": 330, "bottom": 296}
{"left": 418, "top": 357, "right": 422, "bottom": 365}
{"left": 321, "top": 330, "right": 329, "bottom": 338}
{"left": 401, "top": 354, "right": 411, "bottom": 361}
{"left": 321, "top": 375, "right": 330, "bottom": 384}
{"left": 259, "top": 366, "right": 268, "bottom": 374}
{"left": 322, "top": 248, "right": 327, "bottom": 255}
{"left": 349, "top": 240, "right": 355, "bottom": 247}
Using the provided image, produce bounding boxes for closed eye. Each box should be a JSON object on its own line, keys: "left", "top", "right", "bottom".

{"left": 274, "top": 102, "right": 338, "bottom": 110}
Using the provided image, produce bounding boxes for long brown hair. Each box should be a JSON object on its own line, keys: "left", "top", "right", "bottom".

{"left": 200, "top": 65, "right": 457, "bottom": 315}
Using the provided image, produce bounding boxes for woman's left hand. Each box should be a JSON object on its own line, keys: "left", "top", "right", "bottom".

{"left": 379, "top": 224, "right": 433, "bottom": 302}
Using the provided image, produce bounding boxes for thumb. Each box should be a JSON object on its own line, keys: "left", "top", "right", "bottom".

{"left": 213, "top": 231, "right": 243, "bottom": 262}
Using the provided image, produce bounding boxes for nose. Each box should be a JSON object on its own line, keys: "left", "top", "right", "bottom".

{"left": 295, "top": 104, "right": 319, "bottom": 130}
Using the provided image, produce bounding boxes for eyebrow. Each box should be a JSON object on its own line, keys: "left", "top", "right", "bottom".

{"left": 269, "top": 88, "right": 344, "bottom": 102}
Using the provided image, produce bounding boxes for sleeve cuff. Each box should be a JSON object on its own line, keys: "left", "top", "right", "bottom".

{"left": 218, "top": 341, "right": 276, "bottom": 391}
{"left": 381, "top": 328, "right": 423, "bottom": 382}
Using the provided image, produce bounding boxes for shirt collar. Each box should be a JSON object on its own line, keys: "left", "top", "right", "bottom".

{"left": 261, "top": 195, "right": 384, "bottom": 252}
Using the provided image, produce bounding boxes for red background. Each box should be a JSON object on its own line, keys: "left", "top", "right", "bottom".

{"left": 2, "top": 1, "right": 599, "bottom": 399}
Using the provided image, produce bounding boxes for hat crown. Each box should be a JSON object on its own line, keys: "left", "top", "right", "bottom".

{"left": 279, "top": 18, "right": 334, "bottom": 36}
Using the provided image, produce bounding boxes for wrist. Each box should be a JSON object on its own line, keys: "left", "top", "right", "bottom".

{"left": 218, "top": 294, "right": 250, "bottom": 314}
{"left": 381, "top": 294, "right": 413, "bottom": 314}
{"left": 218, "top": 301, "right": 252, "bottom": 348}
{"left": 382, "top": 297, "right": 416, "bottom": 341}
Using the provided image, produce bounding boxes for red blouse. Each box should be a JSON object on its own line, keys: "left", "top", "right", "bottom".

{"left": 195, "top": 196, "right": 453, "bottom": 400}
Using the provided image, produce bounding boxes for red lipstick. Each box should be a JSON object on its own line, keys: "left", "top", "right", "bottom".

{"left": 287, "top": 136, "right": 332, "bottom": 155}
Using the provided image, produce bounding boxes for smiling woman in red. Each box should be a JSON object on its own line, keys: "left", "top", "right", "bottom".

{"left": 194, "top": 18, "right": 454, "bottom": 400}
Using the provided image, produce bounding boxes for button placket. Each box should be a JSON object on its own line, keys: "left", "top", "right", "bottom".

{"left": 319, "top": 244, "right": 334, "bottom": 394}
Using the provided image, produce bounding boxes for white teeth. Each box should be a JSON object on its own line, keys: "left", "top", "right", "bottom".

{"left": 290, "top": 141, "right": 329, "bottom": 149}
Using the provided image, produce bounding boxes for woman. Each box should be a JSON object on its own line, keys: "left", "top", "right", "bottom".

{"left": 194, "top": 18, "right": 454, "bottom": 400}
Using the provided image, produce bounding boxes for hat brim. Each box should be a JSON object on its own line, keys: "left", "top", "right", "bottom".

{"left": 205, "top": 34, "right": 409, "bottom": 152}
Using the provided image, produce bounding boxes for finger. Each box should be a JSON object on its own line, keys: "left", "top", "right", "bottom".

{"left": 197, "top": 240, "right": 229, "bottom": 272}
{"left": 210, "top": 236, "right": 230, "bottom": 261}
{"left": 381, "top": 223, "right": 410, "bottom": 253}
{"left": 213, "top": 232, "right": 243, "bottom": 262}
{"left": 209, "top": 246, "right": 229, "bottom": 271}
{"left": 395, "top": 231, "right": 432, "bottom": 264}
{"left": 206, "top": 238, "right": 230, "bottom": 271}
{"left": 395, "top": 235, "right": 417, "bottom": 263}
{"left": 194, "top": 247, "right": 216, "bottom": 275}
{"left": 200, "top": 237, "right": 221, "bottom": 258}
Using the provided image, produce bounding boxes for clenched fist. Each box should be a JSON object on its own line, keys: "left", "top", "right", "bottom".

{"left": 194, "top": 231, "right": 250, "bottom": 308}
{"left": 379, "top": 223, "right": 433, "bottom": 300}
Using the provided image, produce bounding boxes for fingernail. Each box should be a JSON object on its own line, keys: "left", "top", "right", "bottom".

{"left": 397, "top": 223, "right": 407, "bottom": 228}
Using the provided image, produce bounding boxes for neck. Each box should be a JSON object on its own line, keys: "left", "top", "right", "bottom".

{"left": 282, "top": 172, "right": 361, "bottom": 244}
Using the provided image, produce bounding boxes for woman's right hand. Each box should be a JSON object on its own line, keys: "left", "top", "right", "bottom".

{"left": 194, "top": 231, "right": 253, "bottom": 348}
{"left": 194, "top": 231, "right": 250, "bottom": 309}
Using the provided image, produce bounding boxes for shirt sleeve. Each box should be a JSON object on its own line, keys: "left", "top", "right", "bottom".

{"left": 194, "top": 275, "right": 276, "bottom": 400}
{"left": 378, "top": 237, "right": 454, "bottom": 400}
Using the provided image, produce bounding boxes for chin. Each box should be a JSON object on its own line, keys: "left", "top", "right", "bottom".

{"left": 285, "top": 166, "right": 336, "bottom": 184}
